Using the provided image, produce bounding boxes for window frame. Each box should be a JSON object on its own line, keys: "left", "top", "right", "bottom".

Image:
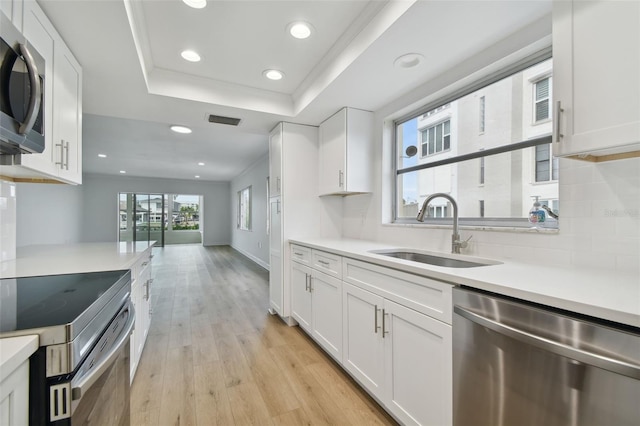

{"left": 237, "top": 186, "right": 252, "bottom": 231}
{"left": 391, "top": 48, "right": 555, "bottom": 229}
{"left": 419, "top": 119, "right": 451, "bottom": 158}
{"left": 533, "top": 76, "right": 552, "bottom": 123}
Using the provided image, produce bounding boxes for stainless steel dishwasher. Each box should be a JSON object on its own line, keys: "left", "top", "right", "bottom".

{"left": 453, "top": 287, "right": 640, "bottom": 426}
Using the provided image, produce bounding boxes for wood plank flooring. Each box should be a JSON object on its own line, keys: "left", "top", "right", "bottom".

{"left": 130, "top": 245, "right": 397, "bottom": 426}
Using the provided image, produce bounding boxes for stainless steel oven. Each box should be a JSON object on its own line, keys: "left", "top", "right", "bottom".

{"left": 453, "top": 287, "right": 640, "bottom": 426}
{"left": 0, "top": 270, "right": 134, "bottom": 425}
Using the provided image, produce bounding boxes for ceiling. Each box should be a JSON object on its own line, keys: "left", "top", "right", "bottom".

{"left": 37, "top": 0, "right": 552, "bottom": 182}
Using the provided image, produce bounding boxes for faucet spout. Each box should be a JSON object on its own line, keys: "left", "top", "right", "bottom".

{"left": 416, "top": 193, "right": 468, "bottom": 254}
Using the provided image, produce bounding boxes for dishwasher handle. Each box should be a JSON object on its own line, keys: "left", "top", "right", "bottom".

{"left": 454, "top": 305, "right": 640, "bottom": 380}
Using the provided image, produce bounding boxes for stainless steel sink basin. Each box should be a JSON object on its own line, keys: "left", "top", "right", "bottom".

{"left": 369, "top": 250, "right": 499, "bottom": 268}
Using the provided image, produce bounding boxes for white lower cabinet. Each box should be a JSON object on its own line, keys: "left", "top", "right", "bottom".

{"left": 383, "top": 299, "right": 452, "bottom": 426}
{"left": 291, "top": 261, "right": 312, "bottom": 332}
{"left": 0, "top": 360, "right": 28, "bottom": 425}
{"left": 343, "top": 283, "right": 452, "bottom": 426}
{"left": 310, "top": 270, "right": 342, "bottom": 361}
{"left": 130, "top": 249, "right": 153, "bottom": 382}
{"left": 291, "top": 252, "right": 343, "bottom": 362}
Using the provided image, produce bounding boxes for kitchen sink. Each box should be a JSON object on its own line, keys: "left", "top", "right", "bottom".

{"left": 369, "top": 250, "right": 500, "bottom": 268}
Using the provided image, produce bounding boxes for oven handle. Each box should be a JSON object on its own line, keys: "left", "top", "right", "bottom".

{"left": 71, "top": 301, "right": 135, "bottom": 401}
{"left": 454, "top": 305, "right": 640, "bottom": 380}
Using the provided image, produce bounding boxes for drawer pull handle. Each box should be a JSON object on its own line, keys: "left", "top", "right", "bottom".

{"left": 318, "top": 260, "right": 330, "bottom": 266}
{"left": 294, "top": 252, "right": 304, "bottom": 256}
{"left": 374, "top": 305, "right": 381, "bottom": 333}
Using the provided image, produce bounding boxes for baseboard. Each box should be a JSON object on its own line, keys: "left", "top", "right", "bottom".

{"left": 231, "top": 245, "right": 270, "bottom": 271}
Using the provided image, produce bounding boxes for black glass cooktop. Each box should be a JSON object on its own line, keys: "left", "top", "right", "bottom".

{"left": 0, "top": 270, "right": 130, "bottom": 333}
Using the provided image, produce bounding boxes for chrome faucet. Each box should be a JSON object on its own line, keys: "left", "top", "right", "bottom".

{"left": 416, "top": 193, "right": 471, "bottom": 254}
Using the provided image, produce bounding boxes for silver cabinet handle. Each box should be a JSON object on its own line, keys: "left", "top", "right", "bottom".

{"left": 317, "top": 260, "right": 330, "bottom": 266}
{"left": 454, "top": 306, "right": 640, "bottom": 379}
{"left": 276, "top": 177, "right": 281, "bottom": 191}
{"left": 17, "top": 43, "right": 41, "bottom": 136}
{"left": 304, "top": 273, "right": 309, "bottom": 292}
{"left": 382, "top": 309, "right": 389, "bottom": 338}
{"left": 308, "top": 276, "right": 313, "bottom": 292}
{"left": 56, "top": 141, "right": 64, "bottom": 168}
{"left": 374, "top": 304, "right": 381, "bottom": 333}
{"left": 276, "top": 199, "right": 281, "bottom": 214}
{"left": 144, "top": 279, "right": 150, "bottom": 300}
{"left": 142, "top": 261, "right": 149, "bottom": 267}
{"left": 294, "top": 252, "right": 304, "bottom": 256}
{"left": 555, "top": 100, "right": 564, "bottom": 143}
{"left": 64, "top": 141, "right": 69, "bottom": 170}
{"left": 338, "top": 170, "right": 344, "bottom": 187}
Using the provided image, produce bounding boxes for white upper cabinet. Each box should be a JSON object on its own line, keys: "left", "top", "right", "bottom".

{"left": 53, "top": 40, "right": 82, "bottom": 184}
{"left": 1, "top": 0, "right": 82, "bottom": 184}
{"left": 268, "top": 125, "right": 282, "bottom": 197}
{"left": 552, "top": 0, "right": 640, "bottom": 159}
{"left": 1, "top": 0, "right": 23, "bottom": 31}
{"left": 319, "top": 107, "right": 373, "bottom": 196}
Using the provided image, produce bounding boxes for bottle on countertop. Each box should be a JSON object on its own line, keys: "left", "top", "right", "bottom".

{"left": 528, "top": 196, "right": 546, "bottom": 225}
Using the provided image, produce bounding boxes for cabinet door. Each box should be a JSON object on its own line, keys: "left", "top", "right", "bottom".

{"left": 269, "top": 124, "right": 282, "bottom": 197}
{"left": 342, "top": 283, "right": 385, "bottom": 400}
{"left": 318, "top": 109, "right": 346, "bottom": 195}
{"left": 54, "top": 42, "right": 82, "bottom": 184}
{"left": 290, "top": 261, "right": 312, "bottom": 332}
{"left": 1, "top": 0, "right": 23, "bottom": 30}
{"left": 553, "top": 0, "right": 640, "bottom": 157}
{"left": 20, "top": 1, "right": 57, "bottom": 177}
{"left": 383, "top": 299, "right": 452, "bottom": 426}
{"left": 310, "top": 270, "right": 342, "bottom": 362}
{"left": 268, "top": 197, "right": 282, "bottom": 315}
{"left": 0, "top": 360, "right": 29, "bottom": 426}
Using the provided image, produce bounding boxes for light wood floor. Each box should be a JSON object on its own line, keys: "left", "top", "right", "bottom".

{"left": 130, "top": 245, "right": 397, "bottom": 426}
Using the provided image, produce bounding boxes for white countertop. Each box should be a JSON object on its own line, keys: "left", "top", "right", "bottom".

{"left": 0, "top": 335, "right": 38, "bottom": 382}
{"left": 290, "top": 238, "right": 640, "bottom": 328}
{"left": 0, "top": 241, "right": 155, "bottom": 279}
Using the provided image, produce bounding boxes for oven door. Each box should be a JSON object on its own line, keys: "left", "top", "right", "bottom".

{"left": 47, "top": 301, "right": 134, "bottom": 425}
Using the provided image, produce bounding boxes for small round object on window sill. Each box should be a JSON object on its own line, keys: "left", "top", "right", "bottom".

{"left": 394, "top": 53, "right": 424, "bottom": 69}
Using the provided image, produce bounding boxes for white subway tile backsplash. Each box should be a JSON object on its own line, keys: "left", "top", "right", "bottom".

{"left": 0, "top": 180, "right": 17, "bottom": 262}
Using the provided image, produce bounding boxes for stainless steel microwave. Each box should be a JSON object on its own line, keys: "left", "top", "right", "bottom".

{"left": 0, "top": 14, "right": 45, "bottom": 155}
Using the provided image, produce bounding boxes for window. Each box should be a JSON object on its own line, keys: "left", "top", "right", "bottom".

{"left": 394, "top": 55, "right": 557, "bottom": 228}
{"left": 535, "top": 144, "right": 559, "bottom": 182}
{"left": 534, "top": 77, "right": 551, "bottom": 122}
{"left": 420, "top": 120, "right": 451, "bottom": 157}
{"left": 237, "top": 186, "right": 251, "bottom": 230}
{"left": 479, "top": 96, "right": 485, "bottom": 133}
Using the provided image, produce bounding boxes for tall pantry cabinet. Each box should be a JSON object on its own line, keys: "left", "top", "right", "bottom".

{"left": 268, "top": 123, "right": 323, "bottom": 321}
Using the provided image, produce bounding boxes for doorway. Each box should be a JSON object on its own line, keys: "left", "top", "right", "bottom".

{"left": 119, "top": 193, "right": 203, "bottom": 246}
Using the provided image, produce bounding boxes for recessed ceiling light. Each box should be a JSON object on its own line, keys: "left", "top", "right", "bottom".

{"left": 98, "top": 154, "right": 107, "bottom": 158}
{"left": 288, "top": 22, "right": 312, "bottom": 39}
{"left": 263, "top": 69, "right": 284, "bottom": 81}
{"left": 198, "top": 162, "right": 205, "bottom": 166}
{"left": 195, "top": 175, "right": 200, "bottom": 178}
{"left": 170, "top": 125, "right": 192, "bottom": 134}
{"left": 119, "top": 170, "right": 126, "bottom": 174}
{"left": 182, "top": 0, "right": 206, "bottom": 9}
{"left": 181, "top": 50, "right": 201, "bottom": 62}
{"left": 393, "top": 53, "right": 424, "bottom": 69}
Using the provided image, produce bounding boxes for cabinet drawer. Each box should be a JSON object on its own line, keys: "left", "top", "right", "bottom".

{"left": 312, "top": 249, "right": 342, "bottom": 278}
{"left": 290, "top": 244, "right": 312, "bottom": 265}
{"left": 343, "top": 258, "right": 452, "bottom": 324}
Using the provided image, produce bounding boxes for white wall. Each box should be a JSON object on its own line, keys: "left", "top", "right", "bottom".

{"left": 16, "top": 182, "right": 84, "bottom": 247}
{"left": 229, "top": 155, "right": 269, "bottom": 269}
{"left": 80, "top": 174, "right": 230, "bottom": 245}
{"left": 342, "top": 33, "right": 640, "bottom": 275}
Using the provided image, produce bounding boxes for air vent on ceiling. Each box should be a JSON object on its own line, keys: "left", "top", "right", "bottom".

{"left": 208, "top": 114, "right": 241, "bottom": 126}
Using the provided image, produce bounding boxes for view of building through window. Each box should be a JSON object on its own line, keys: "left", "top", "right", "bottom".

{"left": 119, "top": 193, "right": 202, "bottom": 245}
{"left": 395, "top": 58, "right": 558, "bottom": 227}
